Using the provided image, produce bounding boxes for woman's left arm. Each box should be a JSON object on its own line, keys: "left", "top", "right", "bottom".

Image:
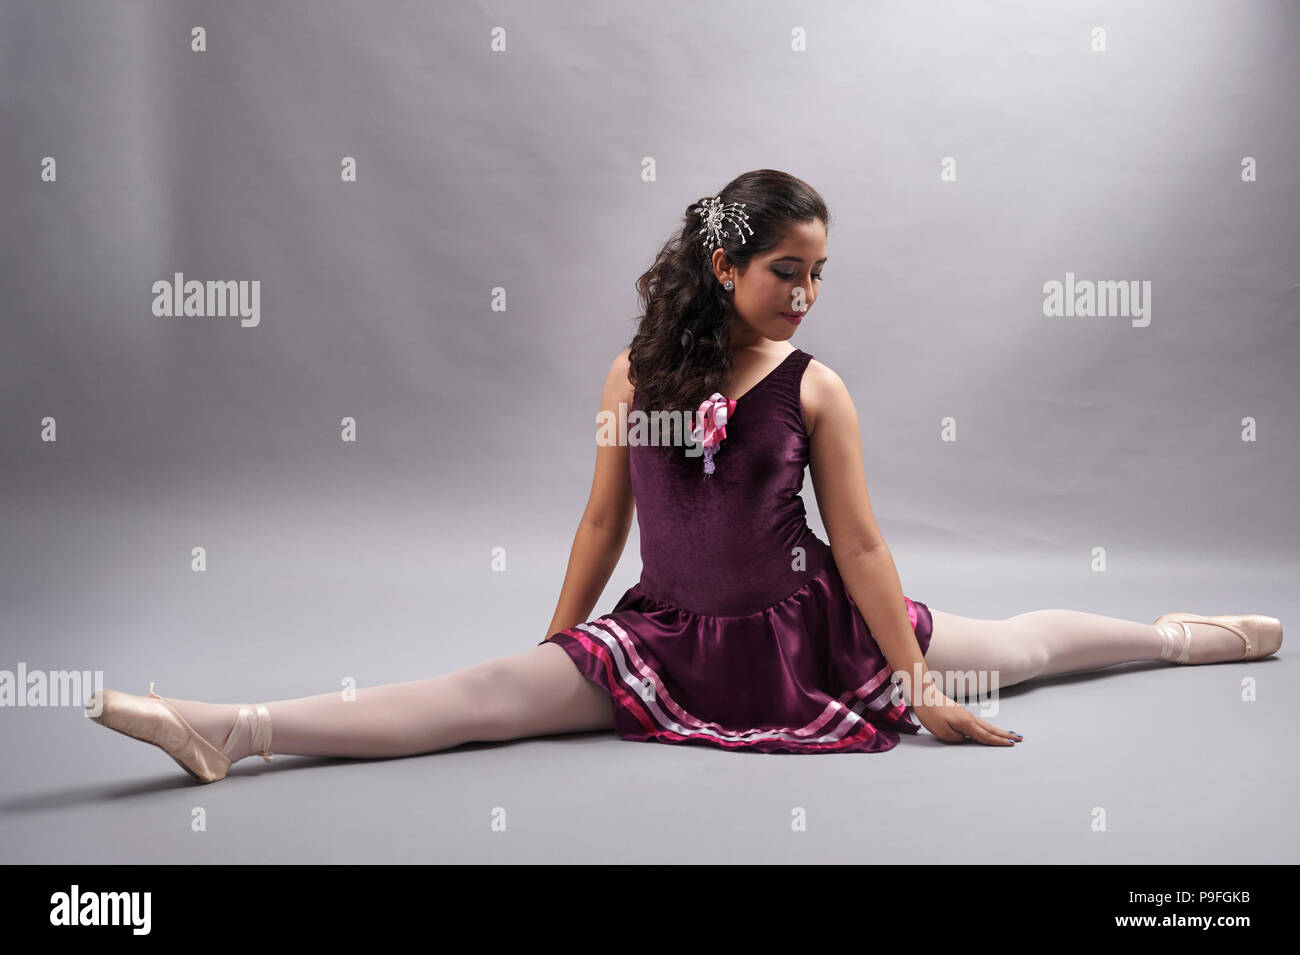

{"left": 804, "top": 361, "right": 1019, "bottom": 747}
{"left": 803, "top": 360, "right": 933, "bottom": 703}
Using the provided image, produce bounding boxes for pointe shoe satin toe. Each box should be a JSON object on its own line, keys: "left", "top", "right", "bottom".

{"left": 1153, "top": 612, "right": 1283, "bottom": 665}
{"left": 84, "top": 682, "right": 275, "bottom": 784}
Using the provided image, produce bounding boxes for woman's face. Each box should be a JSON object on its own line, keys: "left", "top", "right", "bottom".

{"left": 714, "top": 218, "right": 827, "bottom": 344}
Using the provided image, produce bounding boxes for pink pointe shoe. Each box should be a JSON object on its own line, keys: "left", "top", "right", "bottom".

{"left": 84, "top": 682, "right": 275, "bottom": 783}
{"left": 1153, "top": 612, "right": 1283, "bottom": 665}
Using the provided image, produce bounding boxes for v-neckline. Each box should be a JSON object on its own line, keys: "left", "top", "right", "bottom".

{"left": 730, "top": 348, "right": 800, "bottom": 402}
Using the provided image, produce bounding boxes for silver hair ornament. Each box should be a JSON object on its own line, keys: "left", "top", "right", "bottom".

{"left": 690, "top": 196, "right": 754, "bottom": 252}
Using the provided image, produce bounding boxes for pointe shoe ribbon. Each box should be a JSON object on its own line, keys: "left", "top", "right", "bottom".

{"left": 1153, "top": 612, "right": 1283, "bottom": 665}
{"left": 233, "top": 703, "right": 275, "bottom": 764}
{"left": 148, "top": 683, "right": 275, "bottom": 765}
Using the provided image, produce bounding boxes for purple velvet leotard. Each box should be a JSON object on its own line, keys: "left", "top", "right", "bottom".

{"left": 537, "top": 347, "right": 933, "bottom": 753}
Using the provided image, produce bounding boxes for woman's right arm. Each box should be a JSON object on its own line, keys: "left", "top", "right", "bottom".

{"left": 543, "top": 349, "right": 636, "bottom": 641}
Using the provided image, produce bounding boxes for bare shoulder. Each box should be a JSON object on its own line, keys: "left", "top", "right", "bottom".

{"left": 801, "top": 357, "right": 853, "bottom": 438}
{"left": 606, "top": 347, "right": 635, "bottom": 405}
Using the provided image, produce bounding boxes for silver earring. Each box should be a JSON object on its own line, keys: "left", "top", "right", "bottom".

{"left": 722, "top": 279, "right": 734, "bottom": 291}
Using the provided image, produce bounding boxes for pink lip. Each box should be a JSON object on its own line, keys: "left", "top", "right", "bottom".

{"left": 780, "top": 312, "right": 804, "bottom": 325}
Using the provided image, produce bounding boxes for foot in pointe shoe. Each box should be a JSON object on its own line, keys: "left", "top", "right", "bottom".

{"left": 1152, "top": 612, "right": 1283, "bottom": 666}
{"left": 84, "top": 682, "right": 275, "bottom": 784}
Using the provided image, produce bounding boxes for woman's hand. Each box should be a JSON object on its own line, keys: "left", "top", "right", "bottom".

{"left": 910, "top": 691, "right": 1022, "bottom": 746}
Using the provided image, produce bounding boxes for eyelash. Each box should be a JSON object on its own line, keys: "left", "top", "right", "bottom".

{"left": 774, "top": 270, "right": 823, "bottom": 281}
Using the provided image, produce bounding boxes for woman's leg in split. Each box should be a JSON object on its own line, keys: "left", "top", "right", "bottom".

{"left": 921, "top": 608, "right": 1250, "bottom": 697}
{"left": 158, "top": 642, "right": 616, "bottom": 763}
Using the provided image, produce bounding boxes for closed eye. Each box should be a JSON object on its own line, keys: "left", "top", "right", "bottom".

{"left": 774, "top": 271, "right": 823, "bottom": 281}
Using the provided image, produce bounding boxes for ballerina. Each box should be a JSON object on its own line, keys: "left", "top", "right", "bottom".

{"left": 85, "top": 169, "right": 1281, "bottom": 781}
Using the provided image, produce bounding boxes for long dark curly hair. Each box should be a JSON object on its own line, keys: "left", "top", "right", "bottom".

{"left": 627, "top": 169, "right": 831, "bottom": 417}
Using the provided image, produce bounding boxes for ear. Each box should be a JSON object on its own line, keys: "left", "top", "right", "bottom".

{"left": 710, "top": 247, "right": 734, "bottom": 283}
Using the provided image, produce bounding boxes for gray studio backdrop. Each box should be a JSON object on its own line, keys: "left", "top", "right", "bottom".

{"left": 1, "top": 1, "right": 1297, "bottom": 864}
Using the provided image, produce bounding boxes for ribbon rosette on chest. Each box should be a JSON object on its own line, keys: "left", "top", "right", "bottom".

{"left": 692, "top": 392, "right": 737, "bottom": 476}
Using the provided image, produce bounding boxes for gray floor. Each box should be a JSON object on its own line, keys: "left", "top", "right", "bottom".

{"left": 3, "top": 476, "right": 1296, "bottom": 864}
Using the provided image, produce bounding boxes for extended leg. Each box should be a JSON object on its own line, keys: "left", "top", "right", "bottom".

{"left": 922, "top": 608, "right": 1254, "bottom": 697}
{"left": 922, "top": 608, "right": 1161, "bottom": 697}
{"left": 159, "top": 642, "right": 615, "bottom": 762}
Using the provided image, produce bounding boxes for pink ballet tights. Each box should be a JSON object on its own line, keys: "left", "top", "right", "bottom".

{"left": 922, "top": 608, "right": 1238, "bottom": 699}
{"left": 158, "top": 642, "right": 615, "bottom": 763}
{"left": 156, "top": 611, "right": 1236, "bottom": 763}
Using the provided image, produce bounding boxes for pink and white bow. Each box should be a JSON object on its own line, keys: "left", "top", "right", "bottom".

{"left": 692, "top": 392, "right": 737, "bottom": 476}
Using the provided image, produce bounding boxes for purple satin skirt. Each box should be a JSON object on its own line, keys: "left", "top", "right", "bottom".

{"left": 540, "top": 558, "right": 933, "bottom": 755}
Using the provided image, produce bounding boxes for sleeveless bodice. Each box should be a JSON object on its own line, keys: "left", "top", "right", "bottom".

{"left": 628, "top": 347, "right": 832, "bottom": 616}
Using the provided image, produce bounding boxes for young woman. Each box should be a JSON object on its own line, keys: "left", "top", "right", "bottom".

{"left": 86, "top": 169, "right": 1282, "bottom": 782}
